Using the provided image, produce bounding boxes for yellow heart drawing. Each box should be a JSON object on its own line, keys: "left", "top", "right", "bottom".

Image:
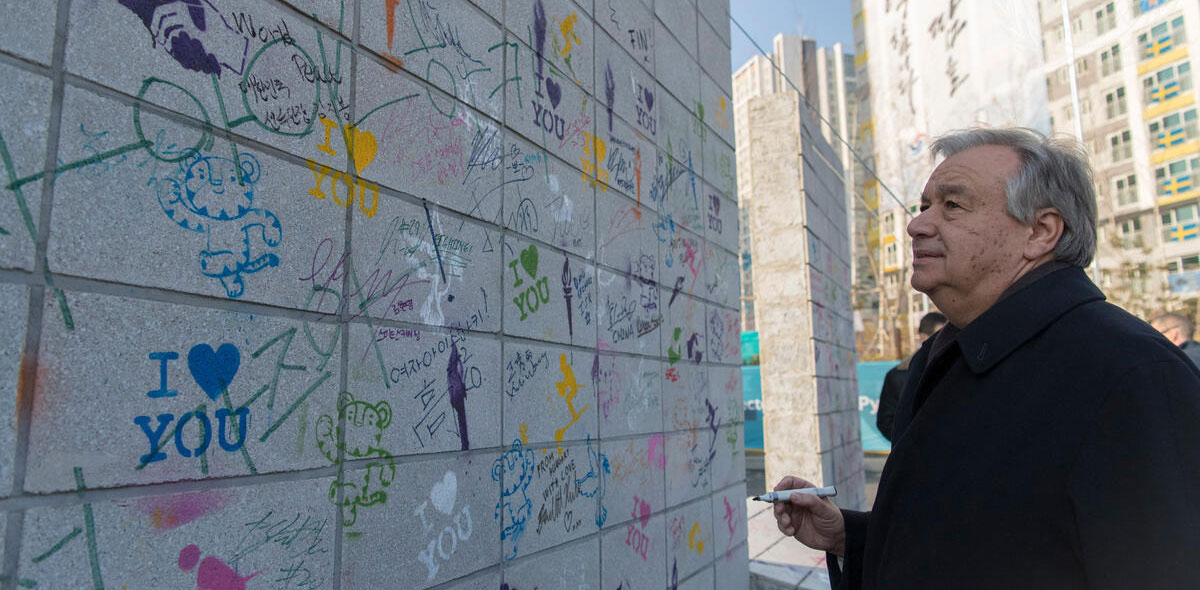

{"left": 347, "top": 125, "right": 377, "bottom": 174}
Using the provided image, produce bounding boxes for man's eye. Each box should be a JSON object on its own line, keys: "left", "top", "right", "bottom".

{"left": 944, "top": 200, "right": 960, "bottom": 210}
{"left": 919, "top": 204, "right": 930, "bottom": 212}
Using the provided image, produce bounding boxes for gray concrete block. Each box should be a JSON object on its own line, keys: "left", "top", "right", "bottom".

{"left": 355, "top": 55, "right": 505, "bottom": 225}
{"left": 505, "top": 0, "right": 595, "bottom": 95}
{"left": 348, "top": 194, "right": 501, "bottom": 331}
{"left": 0, "top": 62, "right": 51, "bottom": 272}
{"left": 601, "top": 103, "right": 658, "bottom": 208}
{"left": 601, "top": 435, "right": 667, "bottom": 533}
{"left": 0, "top": 284, "right": 27, "bottom": 498}
{"left": 504, "top": 535, "right": 599, "bottom": 588}
{"left": 596, "top": 353, "right": 662, "bottom": 437}
{"left": 279, "top": 0, "right": 353, "bottom": 31}
{"left": 67, "top": 0, "right": 354, "bottom": 160}
{"left": 502, "top": 236, "right": 598, "bottom": 347}
{"left": 667, "top": 495, "right": 714, "bottom": 581}
{"left": 656, "top": 0, "right": 698, "bottom": 58}
{"left": 360, "top": 0, "right": 504, "bottom": 120}
{"left": 697, "top": 0, "right": 730, "bottom": 47}
{"left": 665, "top": 293, "right": 706, "bottom": 366}
{"left": 596, "top": 189, "right": 658, "bottom": 278}
{"left": 500, "top": 439, "right": 611, "bottom": 560}
{"left": 699, "top": 179, "right": 737, "bottom": 252}
{"left": 665, "top": 361, "right": 709, "bottom": 436}
{"left": 503, "top": 133, "right": 597, "bottom": 259}
{"left": 18, "top": 478, "right": 336, "bottom": 589}
{"left": 653, "top": 20, "right": 699, "bottom": 113}
{"left": 345, "top": 322, "right": 501, "bottom": 456}
{"left": 341, "top": 453, "right": 500, "bottom": 589}
{"left": 25, "top": 291, "right": 339, "bottom": 492}
{"left": 505, "top": 33, "right": 597, "bottom": 164}
{"left": 710, "top": 424, "right": 746, "bottom": 493}
{"left": 699, "top": 20, "right": 733, "bottom": 97}
{"left": 701, "top": 241, "right": 738, "bottom": 308}
{"left": 597, "top": 267, "right": 662, "bottom": 356}
{"left": 713, "top": 483, "right": 749, "bottom": 562}
{"left": 701, "top": 72, "right": 735, "bottom": 150}
{"left": 603, "top": 512, "right": 667, "bottom": 588}
{"left": 706, "top": 304, "right": 740, "bottom": 365}
{"left": 680, "top": 564, "right": 716, "bottom": 590}
{"left": 657, "top": 89, "right": 705, "bottom": 183}
{"left": 49, "top": 87, "right": 344, "bottom": 308}
{"left": 0, "top": 0, "right": 56, "bottom": 65}
{"left": 438, "top": 568, "right": 504, "bottom": 590}
{"left": 662, "top": 225, "right": 706, "bottom": 302}
{"left": 595, "top": 27, "right": 658, "bottom": 144}
{"left": 502, "top": 342, "right": 597, "bottom": 449}
{"left": 709, "top": 365, "right": 743, "bottom": 425}
{"left": 665, "top": 429, "right": 712, "bottom": 507}
{"left": 595, "top": 0, "right": 655, "bottom": 72}
{"left": 704, "top": 134, "right": 736, "bottom": 201}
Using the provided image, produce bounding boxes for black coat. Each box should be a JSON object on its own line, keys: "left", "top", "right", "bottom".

{"left": 876, "top": 360, "right": 910, "bottom": 442}
{"left": 831, "top": 266, "right": 1200, "bottom": 589}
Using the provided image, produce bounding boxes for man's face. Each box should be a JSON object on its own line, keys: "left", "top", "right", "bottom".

{"left": 1152, "top": 321, "right": 1186, "bottom": 346}
{"left": 908, "top": 145, "right": 1031, "bottom": 310}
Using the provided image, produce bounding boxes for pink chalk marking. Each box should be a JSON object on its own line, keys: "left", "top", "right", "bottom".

{"left": 140, "top": 490, "right": 228, "bottom": 532}
{"left": 178, "top": 545, "right": 201, "bottom": 571}
{"left": 197, "top": 555, "right": 260, "bottom": 590}
{"left": 647, "top": 434, "right": 666, "bottom": 470}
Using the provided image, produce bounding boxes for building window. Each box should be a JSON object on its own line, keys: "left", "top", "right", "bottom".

{"left": 1117, "top": 215, "right": 1143, "bottom": 249}
{"left": 1143, "top": 61, "right": 1193, "bottom": 104}
{"left": 1138, "top": 15, "right": 1187, "bottom": 61}
{"left": 1096, "top": 3, "right": 1117, "bottom": 34}
{"left": 1116, "top": 174, "right": 1138, "bottom": 206}
{"left": 1155, "top": 157, "right": 1200, "bottom": 198}
{"left": 1148, "top": 108, "right": 1199, "bottom": 149}
{"left": 1135, "top": 0, "right": 1168, "bottom": 16}
{"left": 1162, "top": 202, "right": 1200, "bottom": 242}
{"left": 1076, "top": 57, "right": 1089, "bottom": 74}
{"left": 1101, "top": 44, "right": 1122, "bottom": 76}
{"left": 1105, "top": 86, "right": 1127, "bottom": 119}
{"left": 1110, "top": 130, "right": 1133, "bottom": 162}
{"left": 1167, "top": 255, "right": 1200, "bottom": 273}
{"left": 885, "top": 242, "right": 899, "bottom": 268}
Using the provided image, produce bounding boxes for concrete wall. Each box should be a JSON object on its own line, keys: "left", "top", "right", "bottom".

{"left": 0, "top": 0, "right": 744, "bottom": 588}
{"left": 746, "top": 93, "right": 864, "bottom": 511}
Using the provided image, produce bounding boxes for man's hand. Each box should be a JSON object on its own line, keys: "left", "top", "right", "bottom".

{"left": 771, "top": 475, "right": 847, "bottom": 555}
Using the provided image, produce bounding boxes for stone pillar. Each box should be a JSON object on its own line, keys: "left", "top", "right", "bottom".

{"left": 746, "top": 92, "right": 865, "bottom": 510}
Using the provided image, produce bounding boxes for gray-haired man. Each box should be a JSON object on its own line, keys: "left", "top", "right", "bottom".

{"left": 771, "top": 128, "right": 1200, "bottom": 589}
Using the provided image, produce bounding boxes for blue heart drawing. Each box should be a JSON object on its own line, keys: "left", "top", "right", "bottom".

{"left": 545, "top": 77, "right": 562, "bottom": 109}
{"left": 188, "top": 343, "right": 240, "bottom": 401}
{"left": 643, "top": 87, "right": 654, "bottom": 110}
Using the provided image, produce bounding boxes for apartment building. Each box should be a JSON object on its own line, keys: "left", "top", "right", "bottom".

{"left": 1042, "top": 0, "right": 1200, "bottom": 316}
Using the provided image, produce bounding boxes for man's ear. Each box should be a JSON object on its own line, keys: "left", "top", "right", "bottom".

{"left": 1025, "top": 207, "right": 1064, "bottom": 261}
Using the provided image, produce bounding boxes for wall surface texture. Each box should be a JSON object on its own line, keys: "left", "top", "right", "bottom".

{"left": 0, "top": 0, "right": 745, "bottom": 588}
{"left": 746, "top": 92, "right": 863, "bottom": 511}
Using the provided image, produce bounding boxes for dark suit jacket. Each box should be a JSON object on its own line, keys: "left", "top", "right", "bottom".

{"left": 875, "top": 359, "right": 910, "bottom": 442}
{"left": 830, "top": 265, "right": 1200, "bottom": 589}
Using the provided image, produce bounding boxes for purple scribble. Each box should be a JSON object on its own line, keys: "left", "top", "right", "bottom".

{"left": 448, "top": 341, "right": 469, "bottom": 450}
{"left": 118, "top": 0, "right": 222, "bottom": 75}
{"left": 605, "top": 65, "right": 616, "bottom": 133}
{"left": 533, "top": 0, "right": 547, "bottom": 75}
{"left": 562, "top": 257, "right": 574, "bottom": 339}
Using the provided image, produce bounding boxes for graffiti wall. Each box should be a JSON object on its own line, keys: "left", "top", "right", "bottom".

{"left": 0, "top": 0, "right": 744, "bottom": 588}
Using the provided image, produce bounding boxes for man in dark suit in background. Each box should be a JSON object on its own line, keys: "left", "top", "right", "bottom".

{"left": 1150, "top": 311, "right": 1200, "bottom": 369}
{"left": 875, "top": 311, "right": 946, "bottom": 442}
{"left": 771, "top": 128, "right": 1200, "bottom": 589}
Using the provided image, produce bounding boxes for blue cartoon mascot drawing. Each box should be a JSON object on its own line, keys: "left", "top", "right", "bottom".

{"left": 156, "top": 152, "right": 281, "bottom": 298}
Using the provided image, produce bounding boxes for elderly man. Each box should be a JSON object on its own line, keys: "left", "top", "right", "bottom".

{"left": 772, "top": 128, "right": 1200, "bottom": 589}
{"left": 1150, "top": 311, "right": 1200, "bottom": 369}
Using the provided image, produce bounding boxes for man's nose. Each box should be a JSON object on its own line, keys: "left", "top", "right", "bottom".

{"left": 907, "top": 209, "right": 933, "bottom": 238}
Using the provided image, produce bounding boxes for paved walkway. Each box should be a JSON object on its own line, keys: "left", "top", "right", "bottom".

{"left": 746, "top": 453, "right": 887, "bottom": 589}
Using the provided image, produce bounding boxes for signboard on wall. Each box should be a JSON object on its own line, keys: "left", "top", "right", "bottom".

{"left": 857, "top": 361, "right": 900, "bottom": 452}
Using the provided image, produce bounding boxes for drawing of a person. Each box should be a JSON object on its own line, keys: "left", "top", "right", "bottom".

{"left": 116, "top": 0, "right": 249, "bottom": 76}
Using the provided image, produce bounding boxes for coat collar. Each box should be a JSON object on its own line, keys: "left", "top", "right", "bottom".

{"left": 954, "top": 265, "right": 1105, "bottom": 374}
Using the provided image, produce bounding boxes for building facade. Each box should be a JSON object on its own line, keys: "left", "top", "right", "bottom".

{"left": 852, "top": 0, "right": 1050, "bottom": 358}
{"left": 1042, "top": 0, "right": 1200, "bottom": 317}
